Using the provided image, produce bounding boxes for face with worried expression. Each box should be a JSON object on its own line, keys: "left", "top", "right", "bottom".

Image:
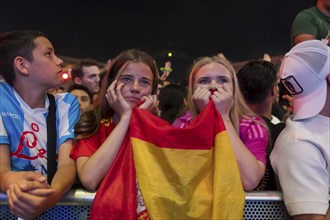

{"left": 193, "top": 62, "right": 234, "bottom": 95}
{"left": 116, "top": 62, "right": 154, "bottom": 108}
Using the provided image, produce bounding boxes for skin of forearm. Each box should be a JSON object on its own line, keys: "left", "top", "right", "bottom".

{"left": 78, "top": 114, "right": 131, "bottom": 190}
{"left": 222, "top": 118, "right": 264, "bottom": 191}
{"left": 48, "top": 162, "right": 76, "bottom": 204}
{"left": 0, "top": 144, "right": 12, "bottom": 193}
{"left": 42, "top": 139, "right": 77, "bottom": 206}
{"left": 294, "top": 34, "right": 316, "bottom": 45}
{"left": 0, "top": 170, "right": 12, "bottom": 193}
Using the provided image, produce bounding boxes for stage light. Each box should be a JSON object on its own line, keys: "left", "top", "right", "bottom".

{"left": 62, "top": 73, "right": 69, "bottom": 79}
{"left": 168, "top": 52, "right": 172, "bottom": 57}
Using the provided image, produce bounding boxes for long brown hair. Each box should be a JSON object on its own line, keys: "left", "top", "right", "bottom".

{"left": 75, "top": 49, "right": 159, "bottom": 139}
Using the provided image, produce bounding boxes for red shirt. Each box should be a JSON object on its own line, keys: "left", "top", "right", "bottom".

{"left": 70, "top": 119, "right": 115, "bottom": 160}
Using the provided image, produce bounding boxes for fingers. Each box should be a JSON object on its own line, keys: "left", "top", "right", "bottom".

{"left": 138, "top": 95, "right": 158, "bottom": 112}
{"left": 106, "top": 80, "right": 118, "bottom": 103}
{"left": 283, "top": 95, "right": 293, "bottom": 104}
{"left": 8, "top": 182, "right": 52, "bottom": 218}
{"left": 5, "top": 172, "right": 51, "bottom": 219}
{"left": 282, "top": 95, "right": 294, "bottom": 113}
{"left": 263, "top": 53, "right": 271, "bottom": 62}
{"left": 26, "top": 188, "right": 54, "bottom": 197}
{"left": 7, "top": 184, "right": 37, "bottom": 219}
{"left": 210, "top": 84, "right": 233, "bottom": 101}
{"left": 106, "top": 80, "right": 124, "bottom": 106}
{"left": 193, "top": 87, "right": 210, "bottom": 99}
{"left": 192, "top": 87, "right": 210, "bottom": 112}
{"left": 210, "top": 85, "right": 233, "bottom": 118}
{"left": 160, "top": 61, "right": 172, "bottom": 80}
{"left": 165, "top": 61, "right": 171, "bottom": 68}
{"left": 19, "top": 180, "right": 52, "bottom": 193}
{"left": 115, "top": 82, "right": 125, "bottom": 100}
{"left": 106, "top": 80, "right": 125, "bottom": 100}
{"left": 105, "top": 59, "right": 112, "bottom": 72}
{"left": 23, "top": 172, "right": 46, "bottom": 183}
{"left": 106, "top": 80, "right": 132, "bottom": 116}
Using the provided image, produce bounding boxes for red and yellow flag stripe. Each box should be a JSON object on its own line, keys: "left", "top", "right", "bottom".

{"left": 130, "top": 101, "right": 245, "bottom": 219}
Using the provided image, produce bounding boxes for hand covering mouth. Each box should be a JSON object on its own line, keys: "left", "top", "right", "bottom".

{"left": 209, "top": 88, "right": 217, "bottom": 95}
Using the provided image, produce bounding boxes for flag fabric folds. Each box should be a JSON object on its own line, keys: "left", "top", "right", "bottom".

{"left": 89, "top": 134, "right": 137, "bottom": 220}
{"left": 90, "top": 101, "right": 245, "bottom": 219}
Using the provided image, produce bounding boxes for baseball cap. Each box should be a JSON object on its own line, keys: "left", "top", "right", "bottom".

{"left": 279, "top": 40, "right": 330, "bottom": 120}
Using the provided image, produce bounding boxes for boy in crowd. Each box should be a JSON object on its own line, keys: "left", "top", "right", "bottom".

{"left": 0, "top": 30, "right": 80, "bottom": 219}
{"left": 67, "top": 84, "right": 93, "bottom": 113}
{"left": 71, "top": 58, "right": 101, "bottom": 106}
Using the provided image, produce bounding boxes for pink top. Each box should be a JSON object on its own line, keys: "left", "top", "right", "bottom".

{"left": 172, "top": 111, "right": 268, "bottom": 164}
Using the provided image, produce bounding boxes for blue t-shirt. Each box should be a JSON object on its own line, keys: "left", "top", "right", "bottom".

{"left": 0, "top": 82, "right": 80, "bottom": 175}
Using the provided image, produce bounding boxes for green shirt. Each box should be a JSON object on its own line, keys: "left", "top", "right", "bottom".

{"left": 291, "top": 6, "right": 330, "bottom": 47}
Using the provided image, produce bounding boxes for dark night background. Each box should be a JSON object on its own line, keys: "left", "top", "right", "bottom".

{"left": 1, "top": 0, "right": 314, "bottom": 83}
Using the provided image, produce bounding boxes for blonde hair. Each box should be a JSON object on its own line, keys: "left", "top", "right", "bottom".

{"left": 185, "top": 54, "right": 257, "bottom": 133}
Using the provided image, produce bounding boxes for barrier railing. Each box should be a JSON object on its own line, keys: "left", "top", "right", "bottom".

{"left": 1, "top": 190, "right": 325, "bottom": 220}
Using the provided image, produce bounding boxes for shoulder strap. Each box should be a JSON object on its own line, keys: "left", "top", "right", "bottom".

{"left": 46, "top": 93, "right": 57, "bottom": 184}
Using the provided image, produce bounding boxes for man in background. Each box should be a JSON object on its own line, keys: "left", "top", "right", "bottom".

{"left": 71, "top": 58, "right": 101, "bottom": 106}
{"left": 237, "top": 60, "right": 285, "bottom": 190}
{"left": 291, "top": 0, "right": 330, "bottom": 46}
{"left": 271, "top": 40, "right": 329, "bottom": 220}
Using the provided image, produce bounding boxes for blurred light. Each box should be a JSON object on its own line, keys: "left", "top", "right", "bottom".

{"left": 168, "top": 52, "right": 172, "bottom": 57}
{"left": 62, "top": 73, "right": 69, "bottom": 79}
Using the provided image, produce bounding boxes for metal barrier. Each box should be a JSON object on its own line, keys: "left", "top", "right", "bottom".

{"left": 0, "top": 190, "right": 294, "bottom": 219}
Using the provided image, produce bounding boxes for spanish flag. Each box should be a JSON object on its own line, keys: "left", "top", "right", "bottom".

{"left": 90, "top": 101, "right": 245, "bottom": 220}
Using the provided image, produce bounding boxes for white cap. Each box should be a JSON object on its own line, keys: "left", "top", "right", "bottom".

{"left": 279, "top": 40, "right": 330, "bottom": 120}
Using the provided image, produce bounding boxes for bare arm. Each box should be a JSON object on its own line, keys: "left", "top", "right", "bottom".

{"left": 1, "top": 143, "right": 54, "bottom": 219}
{"left": 76, "top": 113, "right": 131, "bottom": 190}
{"left": 76, "top": 81, "right": 132, "bottom": 190}
{"left": 216, "top": 85, "right": 266, "bottom": 190}
{"left": 0, "top": 144, "right": 49, "bottom": 193}
{"left": 222, "top": 118, "right": 266, "bottom": 190}
{"left": 159, "top": 61, "right": 172, "bottom": 81}
{"left": 76, "top": 80, "right": 158, "bottom": 191}
{"left": 6, "top": 140, "right": 75, "bottom": 219}
{"left": 193, "top": 86, "right": 265, "bottom": 190}
{"left": 294, "top": 34, "right": 316, "bottom": 45}
{"left": 48, "top": 139, "right": 76, "bottom": 202}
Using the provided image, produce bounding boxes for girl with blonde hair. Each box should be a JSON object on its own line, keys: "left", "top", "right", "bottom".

{"left": 173, "top": 54, "right": 269, "bottom": 190}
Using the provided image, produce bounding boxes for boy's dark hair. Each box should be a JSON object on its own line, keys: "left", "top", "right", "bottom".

{"left": 71, "top": 58, "right": 100, "bottom": 80}
{"left": 237, "top": 60, "right": 278, "bottom": 104}
{"left": 67, "top": 84, "right": 93, "bottom": 104}
{"left": 0, "top": 30, "right": 47, "bottom": 86}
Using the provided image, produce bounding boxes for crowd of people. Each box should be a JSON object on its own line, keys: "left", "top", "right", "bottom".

{"left": 0, "top": 1, "right": 329, "bottom": 218}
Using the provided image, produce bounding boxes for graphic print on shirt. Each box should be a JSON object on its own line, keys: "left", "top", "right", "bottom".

{"left": 1, "top": 82, "right": 80, "bottom": 176}
{"left": 10, "top": 122, "right": 47, "bottom": 174}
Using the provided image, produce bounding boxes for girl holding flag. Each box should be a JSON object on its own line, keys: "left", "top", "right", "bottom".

{"left": 173, "top": 54, "right": 269, "bottom": 191}
{"left": 70, "top": 49, "right": 159, "bottom": 219}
